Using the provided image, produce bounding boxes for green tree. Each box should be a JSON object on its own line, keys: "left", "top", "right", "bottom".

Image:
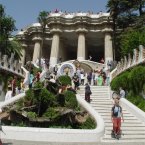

{"left": 107, "top": 0, "right": 145, "bottom": 59}
{"left": 119, "top": 27, "right": 145, "bottom": 56}
{"left": 37, "top": 11, "right": 48, "bottom": 67}
{"left": 0, "top": 4, "right": 22, "bottom": 60}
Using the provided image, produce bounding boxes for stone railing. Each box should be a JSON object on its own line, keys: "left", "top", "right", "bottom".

{"left": 110, "top": 45, "right": 145, "bottom": 81}
{"left": 0, "top": 53, "right": 24, "bottom": 78}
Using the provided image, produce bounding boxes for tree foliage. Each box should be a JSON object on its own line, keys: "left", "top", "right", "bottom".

{"left": 37, "top": 11, "right": 48, "bottom": 66}
{"left": 111, "top": 65, "right": 145, "bottom": 95}
{"left": 0, "top": 4, "right": 22, "bottom": 59}
{"left": 107, "top": 0, "right": 145, "bottom": 59}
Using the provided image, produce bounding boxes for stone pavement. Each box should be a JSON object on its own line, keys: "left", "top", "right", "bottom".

{"left": 2, "top": 140, "right": 145, "bottom": 145}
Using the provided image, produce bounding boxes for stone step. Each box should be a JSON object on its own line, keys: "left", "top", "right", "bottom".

{"left": 91, "top": 104, "right": 114, "bottom": 108}
{"left": 106, "top": 126, "right": 145, "bottom": 131}
{"left": 80, "top": 95, "right": 110, "bottom": 98}
{"left": 105, "top": 130, "right": 145, "bottom": 135}
{"left": 91, "top": 102, "right": 112, "bottom": 105}
{"left": 104, "top": 120, "right": 142, "bottom": 124}
{"left": 97, "top": 114, "right": 138, "bottom": 118}
{"left": 91, "top": 100, "right": 112, "bottom": 104}
{"left": 79, "top": 94, "right": 110, "bottom": 96}
{"left": 79, "top": 86, "right": 109, "bottom": 88}
{"left": 102, "top": 116, "right": 139, "bottom": 121}
{"left": 103, "top": 134, "right": 145, "bottom": 139}
{"left": 79, "top": 92, "right": 110, "bottom": 94}
{"left": 86, "top": 98, "right": 111, "bottom": 100}
{"left": 102, "top": 139, "right": 145, "bottom": 143}
{"left": 94, "top": 109, "right": 130, "bottom": 113}
{"left": 105, "top": 123, "right": 145, "bottom": 127}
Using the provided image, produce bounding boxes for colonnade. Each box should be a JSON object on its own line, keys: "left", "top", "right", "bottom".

{"left": 20, "top": 31, "right": 113, "bottom": 66}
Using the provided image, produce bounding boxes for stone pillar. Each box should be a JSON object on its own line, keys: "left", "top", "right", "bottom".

{"left": 49, "top": 33, "right": 60, "bottom": 66}
{"left": 104, "top": 32, "right": 113, "bottom": 63}
{"left": 77, "top": 32, "right": 86, "bottom": 61}
{"left": 32, "top": 40, "right": 41, "bottom": 63}
{"left": 59, "top": 40, "right": 66, "bottom": 62}
{"left": 20, "top": 43, "right": 27, "bottom": 66}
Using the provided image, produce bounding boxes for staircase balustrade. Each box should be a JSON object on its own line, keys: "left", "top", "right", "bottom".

{"left": 110, "top": 45, "right": 145, "bottom": 81}
{"left": 0, "top": 53, "right": 24, "bottom": 77}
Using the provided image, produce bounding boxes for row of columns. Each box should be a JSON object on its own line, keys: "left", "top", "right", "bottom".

{"left": 20, "top": 31, "right": 113, "bottom": 66}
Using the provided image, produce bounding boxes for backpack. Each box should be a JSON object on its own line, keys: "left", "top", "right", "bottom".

{"left": 112, "top": 105, "right": 122, "bottom": 117}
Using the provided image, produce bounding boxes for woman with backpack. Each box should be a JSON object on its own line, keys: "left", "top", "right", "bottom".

{"left": 111, "top": 98, "right": 124, "bottom": 138}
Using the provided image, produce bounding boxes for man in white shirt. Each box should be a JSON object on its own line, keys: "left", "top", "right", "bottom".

{"left": 5, "top": 87, "right": 12, "bottom": 101}
{"left": 119, "top": 87, "right": 125, "bottom": 98}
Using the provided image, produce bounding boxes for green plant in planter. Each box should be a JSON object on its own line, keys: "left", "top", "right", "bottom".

{"left": 79, "top": 117, "right": 96, "bottom": 129}
{"left": 27, "top": 111, "right": 37, "bottom": 119}
{"left": 43, "top": 107, "right": 60, "bottom": 120}
{"left": 58, "top": 75, "right": 71, "bottom": 86}
{"left": 64, "top": 91, "right": 78, "bottom": 109}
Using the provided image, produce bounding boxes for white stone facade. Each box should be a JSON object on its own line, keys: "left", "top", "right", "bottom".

{"left": 17, "top": 12, "right": 113, "bottom": 66}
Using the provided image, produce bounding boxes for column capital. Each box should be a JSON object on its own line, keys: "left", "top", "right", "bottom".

{"left": 21, "top": 42, "right": 27, "bottom": 48}
{"left": 50, "top": 28, "right": 62, "bottom": 34}
{"left": 32, "top": 34, "right": 42, "bottom": 42}
{"left": 102, "top": 28, "right": 113, "bottom": 34}
{"left": 76, "top": 28, "right": 88, "bottom": 34}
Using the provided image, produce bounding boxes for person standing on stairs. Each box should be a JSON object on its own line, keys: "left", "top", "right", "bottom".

{"left": 111, "top": 98, "right": 124, "bottom": 138}
{"left": 85, "top": 83, "right": 92, "bottom": 103}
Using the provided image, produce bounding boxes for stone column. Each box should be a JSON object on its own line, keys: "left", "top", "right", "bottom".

{"left": 20, "top": 43, "right": 27, "bottom": 66}
{"left": 49, "top": 33, "right": 60, "bottom": 66}
{"left": 77, "top": 32, "right": 86, "bottom": 61}
{"left": 32, "top": 39, "right": 41, "bottom": 63}
{"left": 104, "top": 32, "right": 113, "bottom": 63}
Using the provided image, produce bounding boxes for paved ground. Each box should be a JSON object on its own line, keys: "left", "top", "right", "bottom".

{"left": 1, "top": 140, "right": 145, "bottom": 145}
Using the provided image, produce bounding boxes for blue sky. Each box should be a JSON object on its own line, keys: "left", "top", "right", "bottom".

{"left": 0, "top": 0, "right": 108, "bottom": 33}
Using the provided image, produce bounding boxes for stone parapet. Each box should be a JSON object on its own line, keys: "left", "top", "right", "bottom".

{"left": 0, "top": 53, "right": 24, "bottom": 77}
{"left": 110, "top": 45, "right": 145, "bottom": 81}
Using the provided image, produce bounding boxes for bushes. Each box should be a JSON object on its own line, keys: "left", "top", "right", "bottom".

{"left": 42, "top": 107, "right": 60, "bottom": 120}
{"left": 127, "top": 94, "right": 145, "bottom": 112}
{"left": 111, "top": 65, "right": 145, "bottom": 94}
{"left": 128, "top": 66, "right": 145, "bottom": 94}
{"left": 58, "top": 75, "right": 71, "bottom": 86}
{"left": 64, "top": 91, "right": 78, "bottom": 109}
{"left": 111, "top": 71, "right": 129, "bottom": 91}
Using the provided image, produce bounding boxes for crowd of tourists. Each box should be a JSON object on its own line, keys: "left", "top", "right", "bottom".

{"left": 48, "top": 9, "right": 104, "bottom": 16}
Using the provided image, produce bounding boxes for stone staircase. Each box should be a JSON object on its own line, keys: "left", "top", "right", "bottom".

{"left": 78, "top": 86, "right": 145, "bottom": 142}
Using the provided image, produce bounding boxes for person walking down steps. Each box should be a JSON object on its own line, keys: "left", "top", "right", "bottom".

{"left": 85, "top": 83, "right": 92, "bottom": 103}
{"left": 111, "top": 98, "right": 124, "bottom": 139}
